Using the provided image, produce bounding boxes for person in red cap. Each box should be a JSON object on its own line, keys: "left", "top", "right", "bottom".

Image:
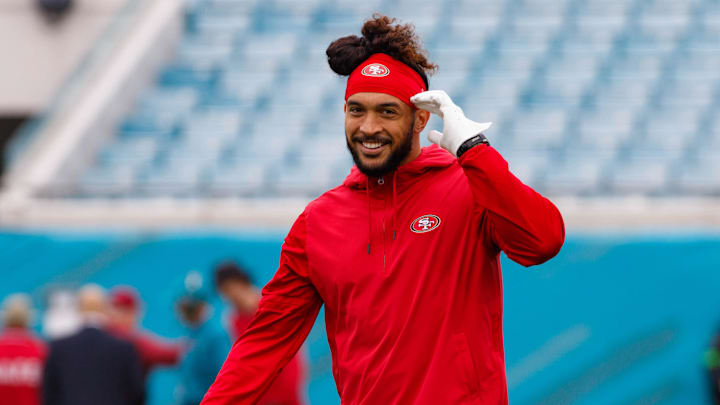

{"left": 201, "top": 14, "right": 564, "bottom": 405}
{"left": 107, "top": 286, "right": 183, "bottom": 380}
{"left": 0, "top": 294, "right": 46, "bottom": 405}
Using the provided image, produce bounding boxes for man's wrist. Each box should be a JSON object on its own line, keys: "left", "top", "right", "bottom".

{"left": 456, "top": 133, "right": 489, "bottom": 157}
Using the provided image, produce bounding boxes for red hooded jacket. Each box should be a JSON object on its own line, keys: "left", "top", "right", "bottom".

{"left": 202, "top": 144, "right": 565, "bottom": 404}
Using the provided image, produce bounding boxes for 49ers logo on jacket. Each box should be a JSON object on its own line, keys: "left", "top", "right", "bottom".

{"left": 410, "top": 215, "right": 441, "bottom": 234}
{"left": 361, "top": 63, "right": 390, "bottom": 77}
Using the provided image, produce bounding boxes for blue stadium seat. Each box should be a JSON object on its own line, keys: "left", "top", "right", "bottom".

{"left": 206, "top": 160, "right": 266, "bottom": 196}
{"left": 674, "top": 162, "right": 720, "bottom": 194}
{"left": 499, "top": 147, "right": 552, "bottom": 187}
{"left": 505, "top": 108, "right": 568, "bottom": 148}
{"left": 543, "top": 158, "right": 604, "bottom": 195}
{"left": 609, "top": 158, "right": 668, "bottom": 194}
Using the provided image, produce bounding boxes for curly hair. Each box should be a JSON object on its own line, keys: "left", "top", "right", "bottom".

{"left": 326, "top": 14, "right": 437, "bottom": 88}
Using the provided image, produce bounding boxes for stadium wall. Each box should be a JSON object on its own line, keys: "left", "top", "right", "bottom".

{"left": 1, "top": 230, "right": 718, "bottom": 405}
{"left": 2, "top": 195, "right": 720, "bottom": 232}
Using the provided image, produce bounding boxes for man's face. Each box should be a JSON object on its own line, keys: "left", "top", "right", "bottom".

{"left": 218, "top": 280, "right": 257, "bottom": 313}
{"left": 345, "top": 92, "right": 424, "bottom": 177}
{"left": 177, "top": 300, "right": 206, "bottom": 326}
{"left": 110, "top": 306, "right": 137, "bottom": 329}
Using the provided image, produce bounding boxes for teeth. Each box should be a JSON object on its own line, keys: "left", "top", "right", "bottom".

{"left": 362, "top": 141, "right": 384, "bottom": 149}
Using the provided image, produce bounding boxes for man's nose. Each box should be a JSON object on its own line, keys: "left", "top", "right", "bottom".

{"left": 358, "top": 113, "right": 382, "bottom": 136}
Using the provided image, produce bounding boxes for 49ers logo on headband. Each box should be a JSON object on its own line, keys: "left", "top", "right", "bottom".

{"left": 410, "top": 215, "right": 441, "bottom": 234}
{"left": 346, "top": 54, "right": 425, "bottom": 107}
{"left": 361, "top": 63, "right": 390, "bottom": 77}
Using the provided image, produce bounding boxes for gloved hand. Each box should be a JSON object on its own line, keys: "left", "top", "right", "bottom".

{"left": 410, "top": 90, "right": 492, "bottom": 157}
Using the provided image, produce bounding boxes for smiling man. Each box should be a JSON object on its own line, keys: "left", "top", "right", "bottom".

{"left": 343, "top": 53, "right": 428, "bottom": 180}
{"left": 201, "top": 14, "right": 565, "bottom": 405}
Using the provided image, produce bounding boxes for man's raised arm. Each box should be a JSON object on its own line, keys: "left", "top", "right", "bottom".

{"left": 412, "top": 90, "right": 565, "bottom": 266}
{"left": 201, "top": 212, "right": 323, "bottom": 404}
{"left": 458, "top": 145, "right": 565, "bottom": 266}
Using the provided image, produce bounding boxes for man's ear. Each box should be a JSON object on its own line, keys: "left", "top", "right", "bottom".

{"left": 413, "top": 109, "right": 430, "bottom": 135}
{"left": 343, "top": 102, "right": 347, "bottom": 113}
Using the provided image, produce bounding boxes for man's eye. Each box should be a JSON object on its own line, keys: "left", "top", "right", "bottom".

{"left": 383, "top": 109, "right": 397, "bottom": 115}
{"left": 349, "top": 107, "right": 362, "bottom": 113}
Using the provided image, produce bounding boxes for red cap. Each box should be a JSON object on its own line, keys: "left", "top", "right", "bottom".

{"left": 110, "top": 286, "right": 139, "bottom": 311}
{"left": 345, "top": 53, "right": 426, "bottom": 107}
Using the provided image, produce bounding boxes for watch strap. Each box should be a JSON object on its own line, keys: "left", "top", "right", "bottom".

{"left": 456, "top": 133, "right": 489, "bottom": 157}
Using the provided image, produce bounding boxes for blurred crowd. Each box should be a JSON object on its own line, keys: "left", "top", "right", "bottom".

{"left": 0, "top": 261, "right": 307, "bottom": 405}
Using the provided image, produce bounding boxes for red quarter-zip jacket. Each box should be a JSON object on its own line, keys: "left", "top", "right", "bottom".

{"left": 202, "top": 144, "right": 565, "bottom": 405}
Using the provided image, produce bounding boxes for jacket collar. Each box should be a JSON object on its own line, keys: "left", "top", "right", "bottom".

{"left": 342, "top": 144, "right": 455, "bottom": 190}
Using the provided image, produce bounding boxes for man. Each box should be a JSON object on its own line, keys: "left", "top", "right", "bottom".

{"left": 0, "top": 294, "right": 46, "bottom": 405}
{"left": 202, "top": 15, "right": 564, "bottom": 404}
{"left": 107, "top": 286, "right": 183, "bottom": 380}
{"left": 214, "top": 262, "right": 307, "bottom": 405}
{"left": 43, "top": 284, "right": 145, "bottom": 405}
{"left": 175, "top": 274, "right": 230, "bottom": 405}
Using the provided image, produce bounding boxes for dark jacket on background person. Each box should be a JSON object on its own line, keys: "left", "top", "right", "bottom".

{"left": 43, "top": 326, "right": 145, "bottom": 405}
{"left": 202, "top": 144, "right": 565, "bottom": 404}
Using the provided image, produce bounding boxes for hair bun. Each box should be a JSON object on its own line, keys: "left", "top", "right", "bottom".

{"left": 326, "top": 14, "right": 436, "bottom": 87}
{"left": 326, "top": 35, "right": 371, "bottom": 76}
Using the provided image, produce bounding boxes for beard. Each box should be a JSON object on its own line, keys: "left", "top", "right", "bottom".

{"left": 346, "top": 117, "right": 415, "bottom": 178}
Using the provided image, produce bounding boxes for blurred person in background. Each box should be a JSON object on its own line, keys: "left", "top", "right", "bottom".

{"left": 107, "top": 286, "right": 183, "bottom": 380}
{"left": 0, "top": 294, "right": 47, "bottom": 405}
{"left": 175, "top": 272, "right": 230, "bottom": 405}
{"left": 43, "top": 284, "right": 144, "bottom": 405}
{"left": 202, "top": 14, "right": 563, "bottom": 405}
{"left": 42, "top": 289, "right": 81, "bottom": 339}
{"left": 214, "top": 261, "right": 307, "bottom": 405}
{"left": 708, "top": 330, "right": 720, "bottom": 404}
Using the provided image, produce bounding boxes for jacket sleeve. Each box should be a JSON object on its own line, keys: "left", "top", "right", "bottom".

{"left": 201, "top": 211, "right": 323, "bottom": 404}
{"left": 137, "top": 333, "right": 183, "bottom": 367}
{"left": 458, "top": 145, "right": 565, "bottom": 266}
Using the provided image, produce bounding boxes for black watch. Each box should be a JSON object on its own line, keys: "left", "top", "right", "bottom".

{"left": 456, "top": 133, "right": 489, "bottom": 157}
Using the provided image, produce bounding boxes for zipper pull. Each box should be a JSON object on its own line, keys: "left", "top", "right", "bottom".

{"left": 378, "top": 177, "right": 385, "bottom": 185}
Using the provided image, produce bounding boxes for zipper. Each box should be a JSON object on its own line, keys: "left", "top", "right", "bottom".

{"left": 378, "top": 176, "right": 387, "bottom": 273}
{"left": 382, "top": 218, "right": 386, "bottom": 272}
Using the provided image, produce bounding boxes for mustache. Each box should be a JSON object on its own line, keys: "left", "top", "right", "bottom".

{"left": 350, "top": 133, "right": 392, "bottom": 144}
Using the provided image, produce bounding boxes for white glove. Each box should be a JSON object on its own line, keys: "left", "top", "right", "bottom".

{"left": 410, "top": 90, "right": 492, "bottom": 157}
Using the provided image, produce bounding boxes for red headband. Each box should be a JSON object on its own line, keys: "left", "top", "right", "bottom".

{"left": 344, "top": 53, "right": 426, "bottom": 107}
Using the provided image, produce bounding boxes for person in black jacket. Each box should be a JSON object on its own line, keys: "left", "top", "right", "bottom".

{"left": 43, "top": 284, "right": 144, "bottom": 405}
